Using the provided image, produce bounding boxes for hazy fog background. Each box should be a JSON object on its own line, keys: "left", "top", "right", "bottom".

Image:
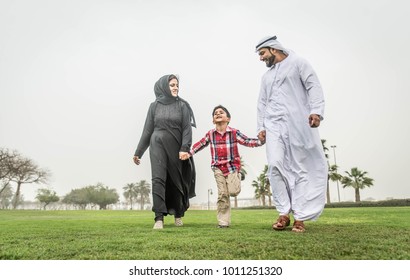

{"left": 1, "top": 0, "right": 409, "bottom": 205}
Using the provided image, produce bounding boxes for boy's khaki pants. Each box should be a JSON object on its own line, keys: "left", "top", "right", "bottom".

{"left": 213, "top": 168, "right": 241, "bottom": 226}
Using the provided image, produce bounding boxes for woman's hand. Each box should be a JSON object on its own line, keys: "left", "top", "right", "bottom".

{"left": 179, "top": 152, "right": 190, "bottom": 160}
{"left": 133, "top": 156, "right": 141, "bottom": 165}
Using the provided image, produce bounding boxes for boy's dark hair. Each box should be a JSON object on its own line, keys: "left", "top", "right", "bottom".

{"left": 212, "top": 105, "right": 231, "bottom": 118}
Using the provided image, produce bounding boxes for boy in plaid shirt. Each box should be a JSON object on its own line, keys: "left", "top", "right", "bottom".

{"left": 180, "top": 105, "right": 264, "bottom": 228}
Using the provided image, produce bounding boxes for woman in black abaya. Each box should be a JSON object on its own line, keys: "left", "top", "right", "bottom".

{"left": 133, "top": 74, "right": 196, "bottom": 229}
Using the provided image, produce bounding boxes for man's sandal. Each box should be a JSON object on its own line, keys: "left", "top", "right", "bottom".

{"left": 292, "top": 221, "right": 306, "bottom": 233}
{"left": 272, "top": 215, "right": 290, "bottom": 230}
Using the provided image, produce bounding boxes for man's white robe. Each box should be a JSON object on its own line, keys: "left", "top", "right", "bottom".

{"left": 257, "top": 51, "right": 327, "bottom": 221}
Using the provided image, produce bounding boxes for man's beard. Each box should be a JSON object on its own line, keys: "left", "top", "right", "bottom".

{"left": 265, "top": 55, "right": 276, "bottom": 68}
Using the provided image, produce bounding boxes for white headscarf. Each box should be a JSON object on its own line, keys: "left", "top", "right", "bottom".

{"left": 255, "top": 36, "right": 288, "bottom": 54}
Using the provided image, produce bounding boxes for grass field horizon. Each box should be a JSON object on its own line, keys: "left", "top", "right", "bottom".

{"left": 0, "top": 207, "right": 409, "bottom": 260}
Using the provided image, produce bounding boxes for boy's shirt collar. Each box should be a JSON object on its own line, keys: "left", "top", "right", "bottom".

{"left": 212, "top": 126, "right": 232, "bottom": 135}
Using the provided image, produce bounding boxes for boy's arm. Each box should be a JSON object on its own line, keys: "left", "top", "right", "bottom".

{"left": 236, "top": 130, "right": 264, "bottom": 147}
{"left": 180, "top": 132, "right": 211, "bottom": 160}
{"left": 190, "top": 133, "right": 211, "bottom": 155}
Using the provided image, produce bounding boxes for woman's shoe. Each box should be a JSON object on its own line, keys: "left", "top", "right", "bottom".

{"left": 174, "top": 218, "right": 183, "bottom": 227}
{"left": 153, "top": 220, "right": 164, "bottom": 229}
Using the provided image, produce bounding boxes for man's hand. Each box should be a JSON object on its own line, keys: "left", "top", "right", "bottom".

{"left": 309, "top": 114, "right": 321, "bottom": 128}
{"left": 258, "top": 130, "right": 266, "bottom": 143}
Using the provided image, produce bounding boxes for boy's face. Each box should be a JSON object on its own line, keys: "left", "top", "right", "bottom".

{"left": 213, "top": 108, "right": 230, "bottom": 124}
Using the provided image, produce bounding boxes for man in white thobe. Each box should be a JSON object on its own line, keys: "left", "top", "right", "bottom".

{"left": 255, "top": 36, "right": 327, "bottom": 233}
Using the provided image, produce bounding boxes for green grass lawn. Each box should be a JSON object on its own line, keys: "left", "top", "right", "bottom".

{"left": 0, "top": 207, "right": 409, "bottom": 260}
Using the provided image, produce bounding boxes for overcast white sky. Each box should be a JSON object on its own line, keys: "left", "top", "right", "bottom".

{"left": 1, "top": 0, "right": 409, "bottom": 205}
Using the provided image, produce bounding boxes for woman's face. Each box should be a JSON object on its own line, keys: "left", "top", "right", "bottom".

{"left": 169, "top": 78, "right": 179, "bottom": 97}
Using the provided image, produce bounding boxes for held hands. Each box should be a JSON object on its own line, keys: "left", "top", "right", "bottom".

{"left": 135, "top": 153, "right": 190, "bottom": 164}
{"left": 309, "top": 114, "right": 321, "bottom": 128}
{"left": 179, "top": 152, "right": 191, "bottom": 161}
{"left": 258, "top": 130, "right": 266, "bottom": 144}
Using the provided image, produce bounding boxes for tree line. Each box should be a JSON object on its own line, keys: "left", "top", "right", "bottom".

{"left": 2, "top": 142, "right": 374, "bottom": 210}
{"left": 249, "top": 139, "right": 374, "bottom": 206}
{"left": 0, "top": 147, "right": 151, "bottom": 210}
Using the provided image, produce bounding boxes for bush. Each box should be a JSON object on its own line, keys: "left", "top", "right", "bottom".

{"left": 325, "top": 199, "right": 410, "bottom": 208}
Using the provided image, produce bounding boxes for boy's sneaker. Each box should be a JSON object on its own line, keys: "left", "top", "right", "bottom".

{"left": 153, "top": 220, "right": 164, "bottom": 229}
{"left": 174, "top": 218, "right": 183, "bottom": 227}
{"left": 217, "top": 225, "right": 229, "bottom": 228}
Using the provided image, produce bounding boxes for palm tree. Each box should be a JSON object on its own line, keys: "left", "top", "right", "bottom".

{"left": 136, "top": 180, "right": 151, "bottom": 210}
{"left": 239, "top": 156, "right": 247, "bottom": 180}
{"left": 321, "top": 139, "right": 331, "bottom": 204}
{"left": 252, "top": 165, "right": 271, "bottom": 206}
{"left": 123, "top": 183, "right": 138, "bottom": 210}
{"left": 329, "top": 164, "right": 342, "bottom": 194}
{"left": 341, "top": 167, "right": 374, "bottom": 202}
{"left": 252, "top": 178, "right": 263, "bottom": 206}
{"left": 263, "top": 165, "right": 272, "bottom": 206}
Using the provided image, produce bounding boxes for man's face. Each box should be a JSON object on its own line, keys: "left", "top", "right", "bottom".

{"left": 258, "top": 48, "right": 275, "bottom": 67}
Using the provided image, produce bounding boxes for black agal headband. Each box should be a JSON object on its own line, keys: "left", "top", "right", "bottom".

{"left": 255, "top": 35, "right": 277, "bottom": 49}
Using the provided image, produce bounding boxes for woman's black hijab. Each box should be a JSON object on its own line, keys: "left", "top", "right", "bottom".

{"left": 154, "top": 74, "right": 196, "bottom": 128}
{"left": 154, "top": 74, "right": 197, "bottom": 199}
